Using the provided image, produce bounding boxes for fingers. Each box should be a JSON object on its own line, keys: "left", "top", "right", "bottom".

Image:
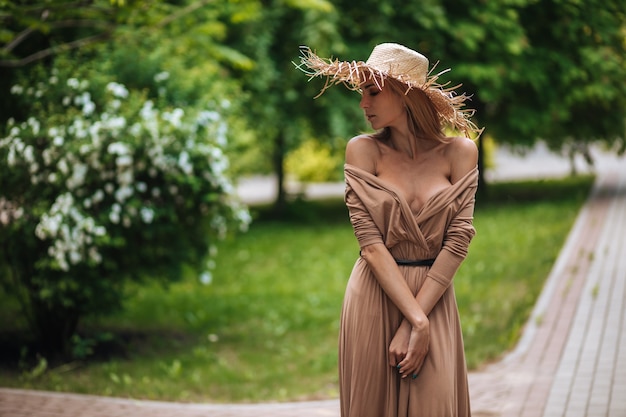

{"left": 388, "top": 350, "right": 405, "bottom": 368}
{"left": 397, "top": 353, "right": 426, "bottom": 379}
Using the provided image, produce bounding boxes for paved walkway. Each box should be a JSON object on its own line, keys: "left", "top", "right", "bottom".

{"left": 1, "top": 147, "right": 625, "bottom": 416}
{"left": 469, "top": 160, "right": 626, "bottom": 417}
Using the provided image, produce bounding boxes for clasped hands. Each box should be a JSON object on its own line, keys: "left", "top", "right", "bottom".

{"left": 388, "top": 318, "right": 430, "bottom": 379}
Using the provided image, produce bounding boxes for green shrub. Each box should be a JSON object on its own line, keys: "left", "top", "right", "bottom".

{"left": 285, "top": 139, "right": 342, "bottom": 182}
{"left": 0, "top": 66, "right": 250, "bottom": 356}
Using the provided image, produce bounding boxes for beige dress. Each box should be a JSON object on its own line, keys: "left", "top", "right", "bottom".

{"left": 340, "top": 163, "right": 478, "bottom": 417}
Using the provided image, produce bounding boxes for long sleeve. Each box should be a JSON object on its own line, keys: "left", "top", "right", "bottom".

{"left": 426, "top": 190, "right": 476, "bottom": 288}
{"left": 345, "top": 183, "right": 385, "bottom": 249}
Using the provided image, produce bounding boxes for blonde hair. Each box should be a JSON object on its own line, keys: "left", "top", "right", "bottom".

{"left": 372, "top": 77, "right": 450, "bottom": 144}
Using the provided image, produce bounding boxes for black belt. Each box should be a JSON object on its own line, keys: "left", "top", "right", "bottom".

{"left": 359, "top": 251, "right": 435, "bottom": 267}
{"left": 394, "top": 258, "right": 435, "bottom": 267}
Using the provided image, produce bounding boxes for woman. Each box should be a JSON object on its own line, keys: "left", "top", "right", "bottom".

{"left": 298, "top": 43, "right": 481, "bottom": 417}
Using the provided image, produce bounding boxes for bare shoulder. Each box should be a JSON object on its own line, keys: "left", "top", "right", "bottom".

{"left": 445, "top": 137, "right": 478, "bottom": 183}
{"left": 345, "top": 134, "right": 379, "bottom": 174}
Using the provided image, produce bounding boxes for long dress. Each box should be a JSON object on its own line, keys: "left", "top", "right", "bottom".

{"left": 340, "top": 163, "right": 478, "bottom": 417}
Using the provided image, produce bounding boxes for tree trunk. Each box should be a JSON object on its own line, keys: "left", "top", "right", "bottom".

{"left": 32, "top": 300, "right": 80, "bottom": 359}
{"left": 272, "top": 130, "right": 287, "bottom": 215}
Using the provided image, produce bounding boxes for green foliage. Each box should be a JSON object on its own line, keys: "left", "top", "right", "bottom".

{"left": 222, "top": 0, "right": 347, "bottom": 207}
{"left": 311, "top": 0, "right": 625, "bottom": 160}
{"left": 0, "top": 63, "right": 250, "bottom": 355}
{"left": 285, "top": 139, "right": 343, "bottom": 182}
{"left": 0, "top": 176, "right": 593, "bottom": 400}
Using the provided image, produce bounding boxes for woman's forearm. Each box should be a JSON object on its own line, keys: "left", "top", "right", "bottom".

{"left": 360, "top": 243, "right": 428, "bottom": 329}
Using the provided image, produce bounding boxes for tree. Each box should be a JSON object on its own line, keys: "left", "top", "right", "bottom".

{"left": 221, "top": 0, "right": 356, "bottom": 214}
{"left": 515, "top": 0, "right": 626, "bottom": 156}
{"left": 0, "top": 0, "right": 253, "bottom": 356}
{"left": 298, "top": 0, "right": 625, "bottom": 185}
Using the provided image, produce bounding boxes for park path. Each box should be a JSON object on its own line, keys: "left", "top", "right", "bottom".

{"left": 1, "top": 145, "right": 625, "bottom": 417}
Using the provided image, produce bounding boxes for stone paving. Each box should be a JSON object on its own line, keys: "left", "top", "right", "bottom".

{"left": 468, "top": 162, "right": 626, "bottom": 417}
{"left": 1, "top": 148, "right": 625, "bottom": 417}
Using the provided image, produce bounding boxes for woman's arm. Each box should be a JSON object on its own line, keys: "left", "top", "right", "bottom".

{"left": 416, "top": 137, "right": 478, "bottom": 313}
{"left": 346, "top": 136, "right": 430, "bottom": 377}
{"left": 389, "top": 137, "right": 478, "bottom": 372}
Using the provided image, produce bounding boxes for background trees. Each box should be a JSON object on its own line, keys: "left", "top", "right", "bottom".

{"left": 0, "top": 0, "right": 252, "bottom": 355}
{"left": 1, "top": 0, "right": 624, "bottom": 356}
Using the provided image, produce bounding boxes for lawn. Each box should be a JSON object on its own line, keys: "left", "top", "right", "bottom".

{"left": 0, "top": 175, "right": 594, "bottom": 403}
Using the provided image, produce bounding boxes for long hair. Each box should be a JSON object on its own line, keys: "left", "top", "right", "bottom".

{"left": 371, "top": 77, "right": 451, "bottom": 144}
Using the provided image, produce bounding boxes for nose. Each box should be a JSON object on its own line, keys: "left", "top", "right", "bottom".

{"left": 359, "top": 94, "right": 368, "bottom": 109}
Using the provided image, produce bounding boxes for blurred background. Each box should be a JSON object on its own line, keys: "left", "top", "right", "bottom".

{"left": 0, "top": 0, "right": 624, "bottom": 404}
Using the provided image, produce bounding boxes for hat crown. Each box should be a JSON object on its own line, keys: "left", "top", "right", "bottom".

{"left": 365, "top": 43, "right": 429, "bottom": 86}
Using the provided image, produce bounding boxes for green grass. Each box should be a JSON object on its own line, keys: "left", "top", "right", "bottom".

{"left": 0, "top": 175, "right": 594, "bottom": 402}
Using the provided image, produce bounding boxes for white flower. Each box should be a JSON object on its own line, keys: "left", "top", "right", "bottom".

{"left": 154, "top": 71, "right": 170, "bottom": 83}
{"left": 114, "top": 186, "right": 133, "bottom": 202}
{"left": 199, "top": 271, "right": 212, "bottom": 285}
{"left": 216, "top": 122, "right": 228, "bottom": 146}
{"left": 92, "top": 189, "right": 105, "bottom": 203}
{"left": 197, "top": 110, "right": 220, "bottom": 126}
{"left": 27, "top": 117, "right": 40, "bottom": 135}
{"left": 109, "top": 210, "right": 120, "bottom": 224}
{"left": 108, "top": 142, "right": 130, "bottom": 155}
{"left": 140, "top": 207, "right": 154, "bottom": 224}
{"left": 163, "top": 108, "right": 184, "bottom": 128}
{"left": 117, "top": 170, "right": 133, "bottom": 185}
{"left": 130, "top": 122, "right": 142, "bottom": 136}
{"left": 69, "top": 250, "right": 82, "bottom": 264}
{"left": 106, "top": 82, "right": 129, "bottom": 99}
{"left": 116, "top": 155, "right": 133, "bottom": 167}
{"left": 53, "top": 136, "right": 64, "bottom": 146}
{"left": 10, "top": 85, "right": 24, "bottom": 95}
{"left": 104, "top": 116, "right": 126, "bottom": 131}
{"left": 136, "top": 182, "right": 147, "bottom": 193}
{"left": 178, "top": 151, "right": 192, "bottom": 174}
{"left": 57, "top": 159, "right": 69, "bottom": 175}
{"left": 23, "top": 145, "right": 34, "bottom": 163}
{"left": 140, "top": 100, "right": 155, "bottom": 120}
{"left": 28, "top": 162, "right": 39, "bottom": 175}
{"left": 67, "top": 78, "right": 80, "bottom": 89}
{"left": 83, "top": 100, "right": 95, "bottom": 116}
{"left": 66, "top": 163, "right": 88, "bottom": 190}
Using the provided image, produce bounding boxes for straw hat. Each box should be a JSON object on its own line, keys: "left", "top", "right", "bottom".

{"left": 297, "top": 43, "right": 481, "bottom": 137}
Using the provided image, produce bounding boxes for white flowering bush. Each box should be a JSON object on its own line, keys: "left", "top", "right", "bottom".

{"left": 0, "top": 69, "right": 250, "bottom": 353}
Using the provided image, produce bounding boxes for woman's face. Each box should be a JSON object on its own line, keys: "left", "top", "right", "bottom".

{"left": 359, "top": 81, "right": 406, "bottom": 130}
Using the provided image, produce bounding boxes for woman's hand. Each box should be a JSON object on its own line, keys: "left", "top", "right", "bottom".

{"left": 389, "top": 320, "right": 411, "bottom": 368}
{"left": 391, "top": 318, "right": 429, "bottom": 379}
